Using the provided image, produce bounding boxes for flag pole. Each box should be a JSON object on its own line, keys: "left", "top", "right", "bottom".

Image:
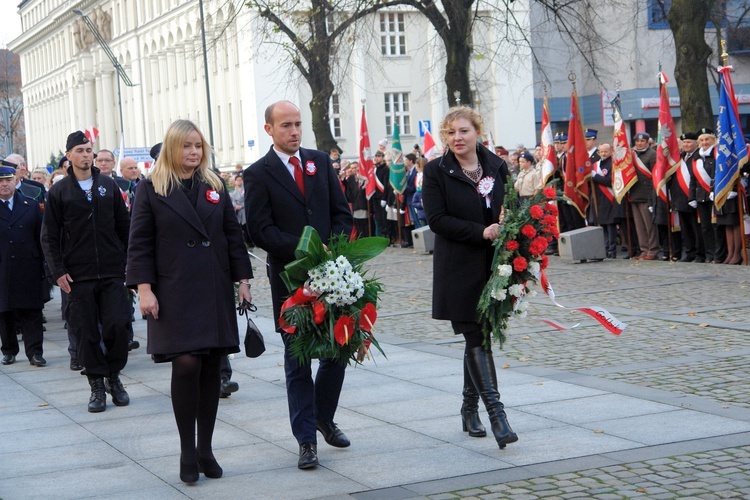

{"left": 721, "top": 42, "right": 749, "bottom": 265}
{"left": 657, "top": 62, "right": 675, "bottom": 260}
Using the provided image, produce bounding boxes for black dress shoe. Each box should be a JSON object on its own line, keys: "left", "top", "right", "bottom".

{"left": 680, "top": 256, "right": 695, "bottom": 262}
{"left": 29, "top": 355, "right": 46, "bottom": 367}
{"left": 70, "top": 358, "right": 83, "bottom": 371}
{"left": 1, "top": 354, "right": 15, "bottom": 365}
{"left": 298, "top": 443, "right": 318, "bottom": 469}
{"left": 197, "top": 456, "right": 223, "bottom": 478}
{"left": 693, "top": 257, "right": 705, "bottom": 263}
{"left": 128, "top": 340, "right": 140, "bottom": 351}
{"left": 220, "top": 379, "right": 239, "bottom": 398}
{"left": 316, "top": 420, "right": 351, "bottom": 448}
{"left": 180, "top": 453, "right": 200, "bottom": 483}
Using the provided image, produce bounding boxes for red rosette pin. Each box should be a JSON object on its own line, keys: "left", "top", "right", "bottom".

{"left": 477, "top": 177, "right": 494, "bottom": 208}
{"left": 305, "top": 160, "right": 317, "bottom": 175}
{"left": 206, "top": 190, "right": 220, "bottom": 204}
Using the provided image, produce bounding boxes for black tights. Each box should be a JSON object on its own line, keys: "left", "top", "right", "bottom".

{"left": 170, "top": 353, "right": 222, "bottom": 460}
{"left": 451, "top": 321, "right": 491, "bottom": 352}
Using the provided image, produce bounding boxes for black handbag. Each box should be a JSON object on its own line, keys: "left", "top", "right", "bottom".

{"left": 238, "top": 301, "right": 265, "bottom": 358}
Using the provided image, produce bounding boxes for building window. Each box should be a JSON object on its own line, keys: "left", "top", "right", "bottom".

{"left": 380, "top": 13, "right": 406, "bottom": 56}
{"left": 330, "top": 94, "right": 341, "bottom": 138}
{"left": 648, "top": 0, "right": 670, "bottom": 29}
{"left": 384, "top": 93, "right": 411, "bottom": 136}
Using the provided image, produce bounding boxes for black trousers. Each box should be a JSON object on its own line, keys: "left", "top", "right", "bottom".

{"left": 281, "top": 333, "right": 346, "bottom": 445}
{"left": 67, "top": 278, "right": 130, "bottom": 378}
{"left": 0, "top": 309, "right": 44, "bottom": 359}
{"left": 678, "top": 210, "right": 704, "bottom": 260}
{"left": 696, "top": 201, "right": 726, "bottom": 261}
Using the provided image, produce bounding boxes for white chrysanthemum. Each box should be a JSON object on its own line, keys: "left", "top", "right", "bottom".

{"left": 516, "top": 300, "right": 529, "bottom": 311}
{"left": 496, "top": 264, "right": 513, "bottom": 277}
{"left": 508, "top": 284, "right": 525, "bottom": 298}
{"left": 491, "top": 287, "right": 507, "bottom": 301}
{"left": 528, "top": 261, "right": 540, "bottom": 275}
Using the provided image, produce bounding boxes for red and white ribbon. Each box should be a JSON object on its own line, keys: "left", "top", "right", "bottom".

{"left": 538, "top": 270, "right": 627, "bottom": 335}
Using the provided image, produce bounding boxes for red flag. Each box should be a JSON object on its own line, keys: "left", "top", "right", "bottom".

{"left": 564, "top": 89, "right": 591, "bottom": 218}
{"left": 423, "top": 127, "right": 437, "bottom": 159}
{"left": 540, "top": 96, "right": 556, "bottom": 185}
{"left": 611, "top": 96, "right": 638, "bottom": 203}
{"left": 653, "top": 73, "right": 680, "bottom": 202}
{"left": 358, "top": 106, "right": 376, "bottom": 199}
{"left": 84, "top": 126, "right": 99, "bottom": 144}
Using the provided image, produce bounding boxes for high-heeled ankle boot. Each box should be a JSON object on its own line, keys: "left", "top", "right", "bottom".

{"left": 465, "top": 346, "right": 518, "bottom": 449}
{"left": 461, "top": 355, "right": 486, "bottom": 437}
{"left": 180, "top": 452, "right": 199, "bottom": 483}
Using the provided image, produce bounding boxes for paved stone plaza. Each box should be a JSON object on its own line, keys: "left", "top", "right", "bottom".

{"left": 1, "top": 247, "right": 750, "bottom": 499}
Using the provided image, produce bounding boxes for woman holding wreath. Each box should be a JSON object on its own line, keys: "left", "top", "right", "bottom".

{"left": 422, "top": 106, "right": 518, "bottom": 450}
{"left": 126, "top": 120, "right": 252, "bottom": 483}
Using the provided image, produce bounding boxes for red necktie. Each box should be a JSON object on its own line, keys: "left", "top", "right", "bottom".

{"left": 289, "top": 156, "right": 305, "bottom": 196}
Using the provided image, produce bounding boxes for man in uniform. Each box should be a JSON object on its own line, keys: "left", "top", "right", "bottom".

{"left": 245, "top": 101, "right": 353, "bottom": 470}
{"left": 41, "top": 131, "right": 132, "bottom": 413}
{"left": 630, "top": 132, "right": 660, "bottom": 260}
{"left": 0, "top": 165, "right": 46, "bottom": 367}
{"left": 674, "top": 132, "right": 704, "bottom": 262}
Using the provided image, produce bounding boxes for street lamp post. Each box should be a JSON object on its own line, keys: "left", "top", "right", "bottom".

{"left": 198, "top": 0, "right": 216, "bottom": 170}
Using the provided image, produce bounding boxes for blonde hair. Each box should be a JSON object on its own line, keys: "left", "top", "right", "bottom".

{"left": 150, "top": 120, "right": 223, "bottom": 196}
{"left": 439, "top": 106, "right": 484, "bottom": 146}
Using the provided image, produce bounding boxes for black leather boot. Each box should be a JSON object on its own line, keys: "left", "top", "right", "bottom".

{"left": 465, "top": 346, "right": 518, "bottom": 449}
{"left": 105, "top": 373, "right": 130, "bottom": 406}
{"left": 461, "top": 354, "right": 486, "bottom": 437}
{"left": 87, "top": 376, "right": 107, "bottom": 413}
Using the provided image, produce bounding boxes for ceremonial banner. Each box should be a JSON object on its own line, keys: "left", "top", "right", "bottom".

{"left": 390, "top": 123, "right": 406, "bottom": 194}
{"left": 541, "top": 96, "right": 557, "bottom": 185}
{"left": 653, "top": 73, "right": 681, "bottom": 202}
{"left": 423, "top": 126, "right": 437, "bottom": 159}
{"left": 715, "top": 66, "right": 748, "bottom": 211}
{"left": 564, "top": 89, "right": 591, "bottom": 218}
{"left": 358, "top": 106, "right": 377, "bottom": 199}
{"left": 610, "top": 96, "right": 637, "bottom": 203}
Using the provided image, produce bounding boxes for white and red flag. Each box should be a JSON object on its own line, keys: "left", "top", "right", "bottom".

{"left": 610, "top": 96, "right": 637, "bottom": 203}
{"left": 358, "top": 106, "right": 377, "bottom": 200}
{"left": 653, "top": 72, "right": 681, "bottom": 202}
{"left": 540, "top": 96, "right": 557, "bottom": 185}
{"left": 84, "top": 126, "right": 99, "bottom": 144}
{"left": 422, "top": 123, "right": 437, "bottom": 159}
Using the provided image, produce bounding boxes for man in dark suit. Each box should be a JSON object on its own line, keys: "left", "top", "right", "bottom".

{"left": 0, "top": 166, "right": 46, "bottom": 367}
{"left": 244, "top": 100, "right": 353, "bottom": 470}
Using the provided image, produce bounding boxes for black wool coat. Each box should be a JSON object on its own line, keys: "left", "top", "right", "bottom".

{"left": 0, "top": 192, "right": 44, "bottom": 312}
{"left": 244, "top": 146, "right": 353, "bottom": 327}
{"left": 589, "top": 156, "right": 619, "bottom": 225}
{"left": 126, "top": 179, "right": 252, "bottom": 355}
{"left": 422, "top": 146, "right": 508, "bottom": 323}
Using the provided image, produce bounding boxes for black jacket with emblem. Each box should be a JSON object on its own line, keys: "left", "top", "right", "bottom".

{"left": 126, "top": 178, "right": 252, "bottom": 355}
{"left": 422, "top": 145, "right": 509, "bottom": 323}
{"left": 0, "top": 192, "right": 45, "bottom": 312}
{"left": 41, "top": 166, "right": 130, "bottom": 282}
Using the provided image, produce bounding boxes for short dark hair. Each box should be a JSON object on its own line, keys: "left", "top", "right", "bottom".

{"left": 405, "top": 153, "right": 417, "bottom": 163}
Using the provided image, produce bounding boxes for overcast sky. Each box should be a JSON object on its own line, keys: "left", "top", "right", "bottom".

{"left": 0, "top": 4, "right": 23, "bottom": 49}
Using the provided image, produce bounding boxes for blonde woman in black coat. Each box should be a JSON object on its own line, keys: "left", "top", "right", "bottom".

{"left": 127, "top": 120, "right": 252, "bottom": 483}
{"left": 422, "top": 106, "right": 517, "bottom": 450}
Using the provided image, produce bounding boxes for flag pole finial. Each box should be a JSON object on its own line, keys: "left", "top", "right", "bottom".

{"left": 361, "top": 98, "right": 366, "bottom": 105}
{"left": 454, "top": 91, "right": 461, "bottom": 105}
{"left": 542, "top": 81, "right": 548, "bottom": 95}
{"left": 568, "top": 71, "right": 576, "bottom": 89}
{"left": 721, "top": 40, "right": 729, "bottom": 67}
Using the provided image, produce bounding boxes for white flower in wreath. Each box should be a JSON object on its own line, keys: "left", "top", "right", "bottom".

{"left": 496, "top": 264, "right": 513, "bottom": 277}
{"left": 491, "top": 287, "right": 507, "bottom": 301}
{"left": 528, "top": 261, "right": 540, "bottom": 275}
{"left": 508, "top": 284, "right": 525, "bottom": 298}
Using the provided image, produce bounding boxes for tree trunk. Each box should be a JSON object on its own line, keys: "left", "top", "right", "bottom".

{"left": 444, "top": 36, "right": 473, "bottom": 106}
{"left": 669, "top": 0, "right": 715, "bottom": 132}
{"left": 303, "top": 47, "right": 337, "bottom": 152}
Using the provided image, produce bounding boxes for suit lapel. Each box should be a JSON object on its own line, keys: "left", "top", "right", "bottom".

{"left": 196, "top": 183, "right": 219, "bottom": 226}
{"left": 8, "top": 193, "right": 30, "bottom": 225}
{"left": 265, "top": 150, "right": 304, "bottom": 204}
{"left": 157, "top": 187, "right": 209, "bottom": 238}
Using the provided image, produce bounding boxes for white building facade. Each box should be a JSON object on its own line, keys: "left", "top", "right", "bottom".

{"left": 10, "top": 0, "right": 536, "bottom": 170}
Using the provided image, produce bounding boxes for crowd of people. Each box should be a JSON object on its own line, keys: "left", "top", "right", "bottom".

{"left": 5, "top": 99, "right": 747, "bottom": 485}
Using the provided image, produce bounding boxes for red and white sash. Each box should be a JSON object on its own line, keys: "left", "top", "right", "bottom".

{"left": 632, "top": 151, "right": 652, "bottom": 178}
{"left": 693, "top": 157, "right": 712, "bottom": 193}
{"left": 676, "top": 157, "right": 692, "bottom": 196}
{"left": 594, "top": 160, "right": 614, "bottom": 204}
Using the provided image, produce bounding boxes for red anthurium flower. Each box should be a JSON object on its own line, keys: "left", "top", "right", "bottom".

{"left": 529, "top": 205, "right": 544, "bottom": 219}
{"left": 543, "top": 187, "right": 557, "bottom": 199}
{"left": 279, "top": 314, "right": 296, "bottom": 334}
{"left": 506, "top": 240, "right": 520, "bottom": 251}
{"left": 334, "top": 316, "right": 355, "bottom": 346}
{"left": 513, "top": 256, "right": 528, "bottom": 272}
{"left": 359, "top": 303, "right": 377, "bottom": 331}
{"left": 521, "top": 224, "right": 536, "bottom": 239}
{"left": 312, "top": 300, "right": 327, "bottom": 325}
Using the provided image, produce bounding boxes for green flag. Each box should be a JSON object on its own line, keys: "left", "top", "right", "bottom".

{"left": 389, "top": 123, "right": 406, "bottom": 194}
